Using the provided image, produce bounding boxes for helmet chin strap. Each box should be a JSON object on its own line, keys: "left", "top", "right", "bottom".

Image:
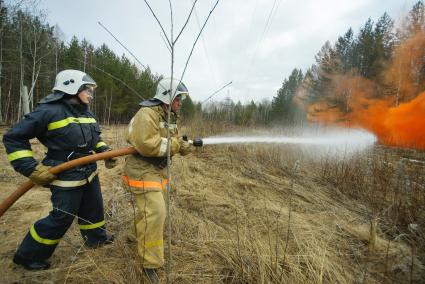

{"left": 67, "top": 94, "right": 85, "bottom": 105}
{"left": 161, "top": 102, "right": 177, "bottom": 114}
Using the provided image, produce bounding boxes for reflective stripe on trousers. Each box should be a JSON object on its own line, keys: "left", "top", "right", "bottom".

{"left": 15, "top": 176, "right": 107, "bottom": 261}
{"left": 122, "top": 175, "right": 168, "bottom": 192}
{"left": 30, "top": 224, "right": 61, "bottom": 245}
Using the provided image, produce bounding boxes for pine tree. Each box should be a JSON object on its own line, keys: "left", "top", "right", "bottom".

{"left": 271, "top": 68, "right": 303, "bottom": 123}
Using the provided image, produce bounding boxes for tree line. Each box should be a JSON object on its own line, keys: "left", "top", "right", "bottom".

{"left": 200, "top": 1, "right": 425, "bottom": 126}
{"left": 0, "top": 1, "right": 423, "bottom": 126}
{"left": 0, "top": 0, "right": 160, "bottom": 125}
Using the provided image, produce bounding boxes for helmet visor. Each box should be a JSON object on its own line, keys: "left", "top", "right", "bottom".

{"left": 82, "top": 74, "right": 96, "bottom": 85}
{"left": 176, "top": 82, "right": 188, "bottom": 93}
{"left": 78, "top": 84, "right": 96, "bottom": 97}
{"left": 174, "top": 82, "right": 189, "bottom": 100}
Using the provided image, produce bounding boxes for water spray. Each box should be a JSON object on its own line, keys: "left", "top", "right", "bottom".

{"left": 200, "top": 128, "right": 377, "bottom": 154}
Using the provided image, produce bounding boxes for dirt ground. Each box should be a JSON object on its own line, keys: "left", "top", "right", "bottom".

{"left": 0, "top": 125, "right": 424, "bottom": 283}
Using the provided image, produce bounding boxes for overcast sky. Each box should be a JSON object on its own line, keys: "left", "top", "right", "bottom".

{"left": 36, "top": 0, "right": 417, "bottom": 104}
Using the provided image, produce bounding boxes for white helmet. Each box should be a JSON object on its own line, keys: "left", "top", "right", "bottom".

{"left": 52, "top": 69, "right": 97, "bottom": 95}
{"left": 154, "top": 78, "right": 189, "bottom": 105}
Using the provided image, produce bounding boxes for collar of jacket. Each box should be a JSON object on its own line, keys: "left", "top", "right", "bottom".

{"left": 63, "top": 98, "right": 89, "bottom": 114}
{"left": 151, "top": 105, "right": 179, "bottom": 123}
{"left": 38, "top": 91, "right": 66, "bottom": 104}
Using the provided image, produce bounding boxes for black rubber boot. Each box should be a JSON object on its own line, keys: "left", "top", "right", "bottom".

{"left": 85, "top": 234, "right": 114, "bottom": 249}
{"left": 13, "top": 253, "right": 50, "bottom": 270}
{"left": 143, "top": 268, "right": 160, "bottom": 284}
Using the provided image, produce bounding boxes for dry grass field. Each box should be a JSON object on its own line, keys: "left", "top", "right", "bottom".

{"left": 0, "top": 124, "right": 424, "bottom": 283}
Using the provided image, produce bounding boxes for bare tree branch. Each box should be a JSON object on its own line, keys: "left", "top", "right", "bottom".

{"left": 175, "top": 0, "right": 220, "bottom": 101}
{"left": 142, "top": 3, "right": 221, "bottom": 283}
{"left": 169, "top": 0, "right": 173, "bottom": 45}
{"left": 143, "top": 0, "right": 172, "bottom": 47}
{"left": 166, "top": 1, "right": 174, "bottom": 283}
{"left": 173, "top": 0, "right": 198, "bottom": 44}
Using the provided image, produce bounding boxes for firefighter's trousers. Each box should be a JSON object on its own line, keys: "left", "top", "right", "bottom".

{"left": 133, "top": 190, "right": 166, "bottom": 268}
{"left": 15, "top": 176, "right": 107, "bottom": 261}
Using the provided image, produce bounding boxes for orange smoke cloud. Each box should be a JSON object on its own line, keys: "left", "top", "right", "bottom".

{"left": 353, "top": 92, "right": 425, "bottom": 150}
{"left": 308, "top": 79, "right": 425, "bottom": 150}
{"left": 305, "top": 30, "right": 425, "bottom": 151}
{"left": 380, "top": 92, "right": 425, "bottom": 150}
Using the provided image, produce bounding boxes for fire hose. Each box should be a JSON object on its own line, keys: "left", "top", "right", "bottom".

{"left": 0, "top": 147, "right": 136, "bottom": 219}
{"left": 0, "top": 138, "right": 203, "bottom": 219}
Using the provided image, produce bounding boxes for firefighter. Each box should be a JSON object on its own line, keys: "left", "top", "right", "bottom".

{"left": 123, "top": 78, "right": 192, "bottom": 283}
{"left": 3, "top": 70, "right": 116, "bottom": 270}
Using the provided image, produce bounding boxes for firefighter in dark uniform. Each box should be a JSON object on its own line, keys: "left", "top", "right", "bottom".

{"left": 3, "top": 69, "right": 116, "bottom": 270}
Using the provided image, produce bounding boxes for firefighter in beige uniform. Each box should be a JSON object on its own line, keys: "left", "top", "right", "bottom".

{"left": 123, "top": 78, "right": 191, "bottom": 282}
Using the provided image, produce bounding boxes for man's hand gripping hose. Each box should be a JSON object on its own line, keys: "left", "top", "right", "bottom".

{"left": 182, "top": 134, "right": 203, "bottom": 147}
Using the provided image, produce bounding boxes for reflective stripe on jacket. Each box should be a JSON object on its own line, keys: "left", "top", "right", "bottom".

{"left": 2, "top": 98, "right": 110, "bottom": 182}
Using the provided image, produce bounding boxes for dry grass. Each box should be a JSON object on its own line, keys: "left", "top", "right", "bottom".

{"left": 0, "top": 124, "right": 424, "bottom": 283}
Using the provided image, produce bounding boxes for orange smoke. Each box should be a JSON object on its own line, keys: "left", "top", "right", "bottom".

{"left": 308, "top": 78, "right": 425, "bottom": 150}
{"left": 305, "top": 30, "right": 425, "bottom": 151}
{"left": 352, "top": 92, "right": 425, "bottom": 150}
{"left": 381, "top": 92, "right": 425, "bottom": 149}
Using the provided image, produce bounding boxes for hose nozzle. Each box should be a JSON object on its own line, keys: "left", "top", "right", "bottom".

{"left": 188, "top": 138, "right": 203, "bottom": 147}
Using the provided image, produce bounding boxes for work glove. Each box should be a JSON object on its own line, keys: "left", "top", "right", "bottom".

{"left": 179, "top": 135, "right": 191, "bottom": 156}
{"left": 29, "top": 164, "right": 57, "bottom": 186}
{"left": 104, "top": 157, "right": 118, "bottom": 169}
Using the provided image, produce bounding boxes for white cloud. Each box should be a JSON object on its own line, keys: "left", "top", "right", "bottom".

{"left": 38, "top": 0, "right": 419, "bottom": 104}
{"left": 259, "top": 31, "right": 296, "bottom": 56}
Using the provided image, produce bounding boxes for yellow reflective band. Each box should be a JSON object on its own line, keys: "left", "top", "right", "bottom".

{"left": 96, "top": 142, "right": 107, "bottom": 149}
{"left": 159, "top": 122, "right": 177, "bottom": 129}
{"left": 30, "top": 225, "right": 60, "bottom": 245}
{"left": 7, "top": 150, "right": 33, "bottom": 162}
{"left": 48, "top": 117, "right": 97, "bottom": 130}
{"left": 50, "top": 171, "right": 98, "bottom": 187}
{"left": 144, "top": 239, "right": 163, "bottom": 249}
{"left": 79, "top": 220, "right": 105, "bottom": 230}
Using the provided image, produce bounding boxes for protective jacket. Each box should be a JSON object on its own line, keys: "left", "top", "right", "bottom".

{"left": 123, "top": 102, "right": 190, "bottom": 268}
{"left": 3, "top": 95, "right": 110, "bottom": 187}
{"left": 124, "top": 103, "right": 190, "bottom": 188}
{"left": 3, "top": 94, "right": 111, "bottom": 262}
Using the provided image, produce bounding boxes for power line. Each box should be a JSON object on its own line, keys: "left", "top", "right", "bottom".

{"left": 160, "top": 32, "right": 172, "bottom": 53}
{"left": 97, "top": 21, "right": 147, "bottom": 70}
{"left": 78, "top": 59, "right": 145, "bottom": 100}
{"left": 177, "top": 0, "right": 220, "bottom": 97}
{"left": 201, "top": 81, "right": 232, "bottom": 104}
{"left": 191, "top": 0, "right": 217, "bottom": 85}
{"left": 241, "top": 0, "right": 282, "bottom": 99}
{"left": 247, "top": 0, "right": 279, "bottom": 73}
